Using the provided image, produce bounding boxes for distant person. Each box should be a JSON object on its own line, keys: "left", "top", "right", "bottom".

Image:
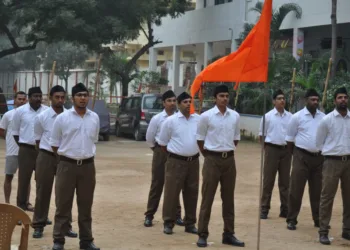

{"left": 285, "top": 89, "right": 325, "bottom": 230}
{"left": 159, "top": 92, "right": 200, "bottom": 235}
{"left": 0, "top": 91, "right": 27, "bottom": 204}
{"left": 50, "top": 83, "right": 100, "bottom": 250}
{"left": 259, "top": 89, "right": 292, "bottom": 220}
{"left": 316, "top": 87, "right": 350, "bottom": 245}
{"left": 196, "top": 85, "right": 244, "bottom": 247}
{"left": 144, "top": 90, "right": 184, "bottom": 227}
{"left": 0, "top": 87, "right": 8, "bottom": 116}
{"left": 12, "top": 87, "right": 47, "bottom": 212}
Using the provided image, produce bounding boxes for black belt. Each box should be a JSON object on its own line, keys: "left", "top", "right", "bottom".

{"left": 265, "top": 142, "right": 287, "bottom": 149}
{"left": 295, "top": 147, "right": 322, "bottom": 157}
{"left": 205, "top": 150, "right": 234, "bottom": 159}
{"left": 60, "top": 156, "right": 94, "bottom": 165}
{"left": 169, "top": 153, "right": 199, "bottom": 162}
{"left": 325, "top": 155, "right": 350, "bottom": 161}
{"left": 39, "top": 149, "right": 56, "bottom": 157}
{"left": 19, "top": 143, "right": 36, "bottom": 149}
{"left": 154, "top": 142, "right": 161, "bottom": 148}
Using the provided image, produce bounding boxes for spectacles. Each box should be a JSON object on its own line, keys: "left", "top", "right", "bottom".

{"left": 75, "top": 93, "right": 88, "bottom": 98}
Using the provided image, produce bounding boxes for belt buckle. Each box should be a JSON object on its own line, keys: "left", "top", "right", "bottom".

{"left": 222, "top": 152, "right": 228, "bottom": 159}
{"left": 342, "top": 156, "right": 347, "bottom": 162}
{"left": 187, "top": 157, "right": 193, "bottom": 162}
{"left": 77, "top": 159, "right": 83, "bottom": 166}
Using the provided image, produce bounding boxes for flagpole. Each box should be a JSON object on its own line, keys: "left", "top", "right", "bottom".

{"left": 257, "top": 82, "right": 267, "bottom": 250}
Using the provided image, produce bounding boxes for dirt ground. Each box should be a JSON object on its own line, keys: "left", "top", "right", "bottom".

{"left": 1, "top": 137, "right": 349, "bottom": 250}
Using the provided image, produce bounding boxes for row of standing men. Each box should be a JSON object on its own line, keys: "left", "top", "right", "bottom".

{"left": 142, "top": 85, "right": 350, "bottom": 247}
{"left": 0, "top": 83, "right": 101, "bottom": 250}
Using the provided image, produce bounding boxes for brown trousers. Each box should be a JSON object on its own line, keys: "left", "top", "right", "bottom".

{"left": 287, "top": 148, "right": 323, "bottom": 224}
{"left": 319, "top": 158, "right": 350, "bottom": 235}
{"left": 198, "top": 155, "right": 236, "bottom": 238}
{"left": 32, "top": 150, "right": 72, "bottom": 229}
{"left": 17, "top": 145, "right": 38, "bottom": 209}
{"left": 162, "top": 156, "right": 199, "bottom": 227}
{"left": 261, "top": 144, "right": 292, "bottom": 214}
{"left": 145, "top": 146, "right": 181, "bottom": 219}
{"left": 53, "top": 159, "right": 96, "bottom": 244}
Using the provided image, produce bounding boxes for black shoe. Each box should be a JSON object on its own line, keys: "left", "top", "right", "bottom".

{"left": 287, "top": 222, "right": 296, "bottom": 230}
{"left": 314, "top": 221, "right": 331, "bottom": 229}
{"left": 52, "top": 243, "right": 64, "bottom": 250}
{"left": 176, "top": 217, "right": 185, "bottom": 226}
{"left": 46, "top": 219, "right": 52, "bottom": 225}
{"left": 185, "top": 225, "right": 198, "bottom": 234}
{"left": 144, "top": 217, "right": 153, "bottom": 227}
{"left": 66, "top": 229, "right": 78, "bottom": 238}
{"left": 197, "top": 237, "right": 208, "bottom": 247}
{"left": 80, "top": 242, "right": 100, "bottom": 250}
{"left": 163, "top": 226, "right": 173, "bottom": 235}
{"left": 342, "top": 232, "right": 350, "bottom": 241}
{"left": 222, "top": 234, "right": 245, "bottom": 247}
{"left": 319, "top": 235, "right": 331, "bottom": 245}
{"left": 260, "top": 213, "right": 268, "bottom": 219}
{"left": 32, "top": 228, "right": 43, "bottom": 238}
{"left": 279, "top": 211, "right": 288, "bottom": 218}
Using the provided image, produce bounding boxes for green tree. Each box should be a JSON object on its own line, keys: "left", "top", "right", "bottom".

{"left": 131, "top": 70, "right": 169, "bottom": 93}
{"left": 43, "top": 42, "right": 89, "bottom": 93}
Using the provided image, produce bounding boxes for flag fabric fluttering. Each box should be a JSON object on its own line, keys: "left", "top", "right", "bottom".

{"left": 190, "top": 0, "right": 273, "bottom": 113}
{"left": 13, "top": 79, "right": 18, "bottom": 93}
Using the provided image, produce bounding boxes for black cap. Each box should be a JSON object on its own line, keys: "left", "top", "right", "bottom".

{"left": 304, "top": 88, "right": 319, "bottom": 98}
{"left": 72, "top": 83, "right": 88, "bottom": 97}
{"left": 213, "top": 84, "right": 229, "bottom": 97}
{"left": 28, "top": 87, "right": 42, "bottom": 97}
{"left": 49, "top": 85, "right": 66, "bottom": 96}
{"left": 273, "top": 89, "right": 284, "bottom": 99}
{"left": 162, "top": 90, "right": 176, "bottom": 101}
{"left": 177, "top": 92, "right": 192, "bottom": 104}
{"left": 334, "top": 87, "right": 348, "bottom": 100}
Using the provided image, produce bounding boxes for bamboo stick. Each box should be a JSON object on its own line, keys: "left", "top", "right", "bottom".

{"left": 198, "top": 85, "right": 204, "bottom": 114}
{"left": 92, "top": 54, "right": 103, "bottom": 110}
{"left": 48, "top": 61, "right": 56, "bottom": 105}
{"left": 289, "top": 68, "right": 297, "bottom": 112}
{"left": 321, "top": 58, "right": 333, "bottom": 112}
{"left": 234, "top": 82, "right": 240, "bottom": 109}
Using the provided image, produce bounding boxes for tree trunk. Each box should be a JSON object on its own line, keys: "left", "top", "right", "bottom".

{"left": 122, "top": 78, "right": 130, "bottom": 97}
{"left": 331, "top": 0, "right": 337, "bottom": 78}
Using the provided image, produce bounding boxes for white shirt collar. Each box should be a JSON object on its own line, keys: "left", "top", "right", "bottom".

{"left": 303, "top": 107, "right": 321, "bottom": 116}
{"left": 273, "top": 107, "right": 286, "bottom": 116}
{"left": 214, "top": 105, "right": 229, "bottom": 116}
{"left": 333, "top": 108, "right": 350, "bottom": 118}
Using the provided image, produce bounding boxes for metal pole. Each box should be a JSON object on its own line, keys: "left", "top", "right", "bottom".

{"left": 257, "top": 82, "right": 267, "bottom": 250}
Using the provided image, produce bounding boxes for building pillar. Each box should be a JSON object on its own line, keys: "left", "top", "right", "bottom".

{"left": 148, "top": 47, "right": 158, "bottom": 71}
{"left": 172, "top": 46, "right": 181, "bottom": 92}
{"left": 204, "top": 42, "right": 213, "bottom": 67}
{"left": 231, "top": 39, "right": 238, "bottom": 53}
{"left": 293, "top": 28, "right": 304, "bottom": 60}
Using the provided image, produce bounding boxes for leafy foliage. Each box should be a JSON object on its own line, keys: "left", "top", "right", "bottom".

{"left": 131, "top": 71, "right": 169, "bottom": 93}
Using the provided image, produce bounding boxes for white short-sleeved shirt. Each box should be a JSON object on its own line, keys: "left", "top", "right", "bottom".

{"left": 50, "top": 108, "right": 100, "bottom": 160}
{"left": 12, "top": 103, "right": 48, "bottom": 145}
{"left": 316, "top": 109, "right": 350, "bottom": 156}
{"left": 35, "top": 107, "right": 66, "bottom": 152}
{"left": 158, "top": 112, "right": 200, "bottom": 156}
{"left": 285, "top": 107, "right": 325, "bottom": 152}
{"left": 259, "top": 108, "right": 292, "bottom": 145}
{"left": 145, "top": 110, "right": 170, "bottom": 147}
{"left": 0, "top": 109, "right": 19, "bottom": 156}
{"left": 196, "top": 106, "right": 240, "bottom": 152}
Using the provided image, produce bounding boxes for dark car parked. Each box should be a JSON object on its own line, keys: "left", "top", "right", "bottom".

{"left": 115, "top": 93, "right": 163, "bottom": 141}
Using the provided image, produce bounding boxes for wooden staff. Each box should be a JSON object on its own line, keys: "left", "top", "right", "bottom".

{"left": 198, "top": 84, "right": 204, "bottom": 114}
{"left": 289, "top": 68, "right": 297, "bottom": 112}
{"left": 92, "top": 54, "right": 103, "bottom": 110}
{"left": 234, "top": 82, "right": 240, "bottom": 109}
{"left": 321, "top": 58, "right": 332, "bottom": 112}
{"left": 48, "top": 61, "right": 56, "bottom": 105}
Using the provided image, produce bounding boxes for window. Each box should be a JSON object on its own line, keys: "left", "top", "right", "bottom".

{"left": 132, "top": 98, "right": 141, "bottom": 109}
{"left": 143, "top": 96, "right": 163, "bottom": 110}
{"left": 125, "top": 98, "right": 133, "bottom": 110}
{"left": 215, "top": 0, "right": 232, "bottom": 5}
{"left": 158, "top": 50, "right": 165, "bottom": 55}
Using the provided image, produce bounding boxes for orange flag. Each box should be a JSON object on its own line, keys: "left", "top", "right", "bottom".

{"left": 190, "top": 0, "right": 273, "bottom": 113}
{"left": 13, "top": 79, "right": 18, "bottom": 93}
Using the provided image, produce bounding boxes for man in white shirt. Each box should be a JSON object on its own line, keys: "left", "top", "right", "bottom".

{"left": 12, "top": 86, "right": 47, "bottom": 211}
{"left": 0, "top": 91, "right": 27, "bottom": 204}
{"left": 50, "top": 83, "right": 100, "bottom": 250}
{"left": 144, "top": 90, "right": 184, "bottom": 227}
{"left": 316, "top": 87, "right": 350, "bottom": 245}
{"left": 285, "top": 89, "right": 325, "bottom": 231}
{"left": 32, "top": 85, "right": 77, "bottom": 239}
{"left": 159, "top": 92, "right": 200, "bottom": 235}
{"left": 259, "top": 89, "right": 292, "bottom": 220}
{"left": 196, "top": 85, "right": 244, "bottom": 248}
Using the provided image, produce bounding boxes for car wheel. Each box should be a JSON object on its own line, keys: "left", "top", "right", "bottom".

{"left": 134, "top": 125, "right": 143, "bottom": 141}
{"left": 115, "top": 123, "right": 122, "bottom": 137}
{"left": 103, "top": 134, "right": 110, "bottom": 141}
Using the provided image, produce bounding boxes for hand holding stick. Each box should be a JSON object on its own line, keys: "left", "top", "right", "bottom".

{"left": 321, "top": 58, "right": 333, "bottom": 112}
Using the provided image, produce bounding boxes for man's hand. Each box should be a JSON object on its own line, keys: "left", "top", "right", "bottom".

{"left": 287, "top": 142, "right": 294, "bottom": 155}
{"left": 13, "top": 135, "right": 20, "bottom": 146}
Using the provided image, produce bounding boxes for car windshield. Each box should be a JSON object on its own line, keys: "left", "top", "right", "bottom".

{"left": 143, "top": 96, "right": 163, "bottom": 110}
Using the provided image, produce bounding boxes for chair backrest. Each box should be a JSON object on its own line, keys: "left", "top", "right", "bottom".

{"left": 0, "top": 203, "right": 31, "bottom": 250}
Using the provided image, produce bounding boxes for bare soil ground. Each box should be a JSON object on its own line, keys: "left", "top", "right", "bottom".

{"left": 1, "top": 137, "right": 349, "bottom": 250}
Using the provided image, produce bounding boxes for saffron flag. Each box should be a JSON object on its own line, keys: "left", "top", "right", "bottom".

{"left": 13, "top": 79, "right": 18, "bottom": 93}
{"left": 190, "top": 0, "right": 273, "bottom": 113}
